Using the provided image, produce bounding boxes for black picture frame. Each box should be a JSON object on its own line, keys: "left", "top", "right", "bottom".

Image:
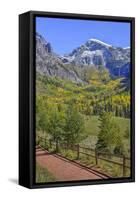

{"left": 19, "top": 10, "right": 135, "bottom": 189}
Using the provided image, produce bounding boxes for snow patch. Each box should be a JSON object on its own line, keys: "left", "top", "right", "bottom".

{"left": 123, "top": 47, "right": 130, "bottom": 49}
{"left": 89, "top": 38, "right": 112, "bottom": 47}
{"left": 81, "top": 50, "right": 103, "bottom": 57}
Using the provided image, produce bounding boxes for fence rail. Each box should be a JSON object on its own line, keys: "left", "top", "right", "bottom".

{"left": 37, "top": 135, "right": 130, "bottom": 177}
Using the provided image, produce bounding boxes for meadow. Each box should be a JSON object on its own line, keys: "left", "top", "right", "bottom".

{"left": 82, "top": 115, "right": 130, "bottom": 152}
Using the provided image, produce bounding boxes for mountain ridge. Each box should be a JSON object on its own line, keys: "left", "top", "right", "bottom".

{"left": 36, "top": 32, "right": 130, "bottom": 83}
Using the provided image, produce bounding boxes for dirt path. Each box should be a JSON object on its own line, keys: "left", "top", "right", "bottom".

{"left": 36, "top": 147, "right": 108, "bottom": 181}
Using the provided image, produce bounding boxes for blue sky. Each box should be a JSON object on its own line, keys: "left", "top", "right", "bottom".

{"left": 36, "top": 17, "right": 130, "bottom": 55}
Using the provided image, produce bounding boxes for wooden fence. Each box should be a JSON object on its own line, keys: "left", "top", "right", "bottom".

{"left": 37, "top": 136, "right": 130, "bottom": 177}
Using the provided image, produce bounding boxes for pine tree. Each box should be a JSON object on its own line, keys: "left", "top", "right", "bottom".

{"left": 96, "top": 112, "right": 122, "bottom": 153}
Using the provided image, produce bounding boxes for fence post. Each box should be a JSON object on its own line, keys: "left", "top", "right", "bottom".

{"left": 95, "top": 149, "right": 98, "bottom": 165}
{"left": 49, "top": 139, "right": 52, "bottom": 149}
{"left": 37, "top": 136, "right": 40, "bottom": 145}
{"left": 123, "top": 155, "right": 126, "bottom": 177}
{"left": 45, "top": 138, "right": 46, "bottom": 150}
{"left": 77, "top": 144, "right": 80, "bottom": 159}
{"left": 56, "top": 139, "right": 59, "bottom": 152}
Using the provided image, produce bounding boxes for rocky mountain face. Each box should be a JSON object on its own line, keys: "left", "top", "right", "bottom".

{"left": 36, "top": 33, "right": 130, "bottom": 82}
{"left": 36, "top": 33, "right": 82, "bottom": 82}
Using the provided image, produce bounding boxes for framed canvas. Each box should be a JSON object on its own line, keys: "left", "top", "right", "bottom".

{"left": 19, "top": 11, "right": 135, "bottom": 189}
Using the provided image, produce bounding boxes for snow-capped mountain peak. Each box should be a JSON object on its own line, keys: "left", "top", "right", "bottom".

{"left": 60, "top": 38, "right": 130, "bottom": 77}
{"left": 88, "top": 38, "right": 112, "bottom": 47}
{"left": 123, "top": 47, "right": 130, "bottom": 50}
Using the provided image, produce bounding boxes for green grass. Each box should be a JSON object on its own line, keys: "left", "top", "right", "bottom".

{"left": 36, "top": 163, "right": 56, "bottom": 183}
{"left": 84, "top": 116, "right": 100, "bottom": 136}
{"left": 59, "top": 148, "right": 77, "bottom": 160}
{"left": 112, "top": 116, "right": 130, "bottom": 135}
{"left": 83, "top": 115, "right": 130, "bottom": 137}
{"left": 81, "top": 115, "right": 130, "bottom": 149}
